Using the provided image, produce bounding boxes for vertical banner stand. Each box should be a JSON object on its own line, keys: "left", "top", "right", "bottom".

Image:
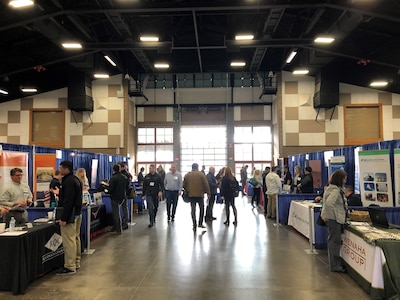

{"left": 305, "top": 205, "right": 318, "bottom": 254}
{"left": 273, "top": 195, "right": 282, "bottom": 227}
{"left": 129, "top": 198, "right": 136, "bottom": 226}
{"left": 83, "top": 204, "right": 95, "bottom": 255}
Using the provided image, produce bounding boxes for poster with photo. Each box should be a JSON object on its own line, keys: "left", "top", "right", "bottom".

{"left": 392, "top": 149, "right": 400, "bottom": 207}
{"left": 359, "top": 150, "right": 393, "bottom": 207}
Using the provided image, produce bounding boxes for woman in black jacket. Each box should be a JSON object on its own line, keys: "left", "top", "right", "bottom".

{"left": 220, "top": 166, "right": 238, "bottom": 226}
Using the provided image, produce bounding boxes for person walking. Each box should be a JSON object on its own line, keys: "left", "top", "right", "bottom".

{"left": 250, "top": 169, "right": 262, "bottom": 208}
{"left": 205, "top": 166, "right": 218, "bottom": 221}
{"left": 142, "top": 164, "right": 164, "bottom": 227}
{"left": 183, "top": 163, "right": 210, "bottom": 231}
{"left": 240, "top": 165, "right": 248, "bottom": 195}
{"left": 164, "top": 164, "right": 182, "bottom": 222}
{"left": 220, "top": 167, "right": 238, "bottom": 226}
{"left": 265, "top": 166, "right": 282, "bottom": 219}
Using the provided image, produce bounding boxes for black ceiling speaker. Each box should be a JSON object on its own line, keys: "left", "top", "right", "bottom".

{"left": 313, "top": 68, "right": 339, "bottom": 109}
{"left": 68, "top": 69, "right": 93, "bottom": 112}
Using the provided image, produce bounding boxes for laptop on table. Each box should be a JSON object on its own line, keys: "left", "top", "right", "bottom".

{"left": 367, "top": 207, "right": 400, "bottom": 229}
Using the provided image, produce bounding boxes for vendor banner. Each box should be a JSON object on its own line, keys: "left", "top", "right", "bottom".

{"left": 34, "top": 153, "right": 56, "bottom": 202}
{"left": 392, "top": 149, "right": 400, "bottom": 207}
{"left": 359, "top": 150, "right": 393, "bottom": 207}
{"left": 0, "top": 150, "right": 29, "bottom": 196}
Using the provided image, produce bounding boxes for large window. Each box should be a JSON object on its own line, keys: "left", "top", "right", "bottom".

{"left": 137, "top": 127, "right": 174, "bottom": 174}
{"left": 180, "top": 126, "right": 227, "bottom": 175}
{"left": 234, "top": 126, "right": 272, "bottom": 178}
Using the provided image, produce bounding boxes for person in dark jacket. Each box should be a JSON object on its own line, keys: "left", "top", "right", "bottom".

{"left": 109, "top": 164, "right": 130, "bottom": 234}
{"left": 298, "top": 166, "right": 314, "bottom": 193}
{"left": 118, "top": 161, "right": 132, "bottom": 230}
{"left": 142, "top": 164, "right": 164, "bottom": 227}
{"left": 49, "top": 170, "right": 62, "bottom": 207}
{"left": 220, "top": 166, "right": 238, "bottom": 226}
{"left": 344, "top": 185, "right": 363, "bottom": 206}
{"left": 52, "top": 160, "right": 82, "bottom": 275}
{"left": 205, "top": 166, "right": 218, "bottom": 222}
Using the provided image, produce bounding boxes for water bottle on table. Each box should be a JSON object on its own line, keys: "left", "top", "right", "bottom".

{"left": 9, "top": 216, "right": 16, "bottom": 232}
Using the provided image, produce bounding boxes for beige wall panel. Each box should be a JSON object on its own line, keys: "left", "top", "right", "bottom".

{"left": 285, "top": 81, "right": 298, "bottom": 94}
{"left": 325, "top": 133, "right": 339, "bottom": 145}
{"left": 0, "top": 124, "right": 7, "bottom": 135}
{"left": 285, "top": 133, "right": 299, "bottom": 146}
{"left": 108, "top": 135, "right": 121, "bottom": 148}
{"left": 393, "top": 132, "right": 400, "bottom": 139}
{"left": 299, "top": 120, "right": 325, "bottom": 133}
{"left": 7, "top": 136, "right": 20, "bottom": 144}
{"left": 240, "top": 106, "right": 265, "bottom": 121}
{"left": 108, "top": 110, "right": 121, "bottom": 122}
{"left": 177, "top": 88, "right": 228, "bottom": 104}
{"left": 70, "top": 112, "right": 83, "bottom": 123}
{"left": 378, "top": 92, "right": 392, "bottom": 105}
{"left": 8, "top": 111, "right": 20, "bottom": 123}
{"left": 21, "top": 98, "right": 33, "bottom": 110}
{"left": 143, "top": 89, "right": 174, "bottom": 105}
{"left": 340, "top": 93, "right": 351, "bottom": 105}
{"left": 58, "top": 97, "right": 68, "bottom": 109}
{"left": 83, "top": 123, "right": 108, "bottom": 135}
{"left": 325, "top": 107, "right": 339, "bottom": 120}
{"left": 181, "top": 108, "right": 226, "bottom": 125}
{"left": 143, "top": 107, "right": 167, "bottom": 122}
{"left": 70, "top": 136, "right": 83, "bottom": 148}
{"left": 392, "top": 106, "right": 400, "bottom": 119}
{"left": 108, "top": 84, "right": 121, "bottom": 97}
{"left": 285, "top": 107, "right": 299, "bottom": 120}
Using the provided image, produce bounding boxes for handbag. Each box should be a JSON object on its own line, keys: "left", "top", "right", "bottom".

{"left": 317, "top": 213, "right": 326, "bottom": 226}
{"left": 182, "top": 190, "right": 191, "bottom": 203}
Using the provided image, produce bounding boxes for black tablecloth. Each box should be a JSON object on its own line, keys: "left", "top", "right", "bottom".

{"left": 0, "top": 223, "right": 64, "bottom": 295}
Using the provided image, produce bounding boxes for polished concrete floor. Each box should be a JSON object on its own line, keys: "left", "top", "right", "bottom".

{"left": 2, "top": 195, "right": 371, "bottom": 299}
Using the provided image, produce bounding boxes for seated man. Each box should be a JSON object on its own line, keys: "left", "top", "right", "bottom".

{"left": 314, "top": 184, "right": 329, "bottom": 203}
{"left": 345, "top": 185, "right": 362, "bottom": 206}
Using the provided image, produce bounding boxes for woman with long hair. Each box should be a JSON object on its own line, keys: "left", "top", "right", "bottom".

{"left": 75, "top": 168, "right": 90, "bottom": 204}
{"left": 220, "top": 166, "right": 238, "bottom": 226}
{"left": 250, "top": 169, "right": 262, "bottom": 208}
{"left": 321, "top": 169, "right": 348, "bottom": 272}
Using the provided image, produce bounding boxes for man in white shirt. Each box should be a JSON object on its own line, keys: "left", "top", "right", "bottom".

{"left": 265, "top": 166, "right": 282, "bottom": 219}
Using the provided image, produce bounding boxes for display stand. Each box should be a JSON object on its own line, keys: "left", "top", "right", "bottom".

{"left": 129, "top": 198, "right": 136, "bottom": 226}
{"left": 305, "top": 205, "right": 318, "bottom": 255}
{"left": 273, "top": 195, "right": 282, "bottom": 227}
{"left": 83, "top": 203, "right": 95, "bottom": 255}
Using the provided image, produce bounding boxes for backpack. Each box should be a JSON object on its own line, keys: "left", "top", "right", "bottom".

{"left": 230, "top": 179, "right": 240, "bottom": 197}
{"left": 249, "top": 177, "right": 258, "bottom": 187}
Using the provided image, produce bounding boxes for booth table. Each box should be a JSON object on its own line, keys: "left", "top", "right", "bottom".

{"left": 342, "top": 225, "right": 400, "bottom": 300}
{"left": 277, "top": 193, "right": 317, "bottom": 224}
{"left": 0, "top": 223, "right": 64, "bottom": 295}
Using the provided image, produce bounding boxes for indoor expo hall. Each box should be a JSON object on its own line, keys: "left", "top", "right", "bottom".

{"left": 0, "top": 196, "right": 370, "bottom": 300}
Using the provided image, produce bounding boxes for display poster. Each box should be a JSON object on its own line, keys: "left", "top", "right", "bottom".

{"left": 392, "top": 149, "right": 400, "bottom": 207}
{"left": 328, "top": 156, "right": 346, "bottom": 178}
{"left": 90, "top": 159, "right": 98, "bottom": 189}
{"left": 308, "top": 160, "right": 322, "bottom": 188}
{"left": 0, "top": 150, "right": 29, "bottom": 196}
{"left": 359, "top": 150, "right": 393, "bottom": 207}
{"left": 34, "top": 153, "right": 56, "bottom": 202}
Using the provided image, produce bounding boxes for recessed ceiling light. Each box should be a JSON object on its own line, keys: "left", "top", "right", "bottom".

{"left": 235, "top": 35, "right": 254, "bottom": 40}
{"left": 154, "top": 63, "right": 169, "bottom": 69}
{"left": 314, "top": 36, "right": 335, "bottom": 44}
{"left": 140, "top": 36, "right": 159, "bottom": 42}
{"left": 94, "top": 73, "right": 110, "bottom": 79}
{"left": 286, "top": 51, "right": 297, "bottom": 63}
{"left": 230, "top": 61, "right": 246, "bottom": 67}
{"left": 0, "top": 89, "right": 9, "bottom": 95}
{"left": 370, "top": 81, "right": 388, "bottom": 87}
{"left": 292, "top": 69, "right": 309, "bottom": 75}
{"left": 62, "top": 43, "right": 82, "bottom": 49}
{"left": 21, "top": 88, "right": 37, "bottom": 93}
{"left": 104, "top": 55, "right": 117, "bottom": 67}
{"left": 9, "top": 0, "right": 34, "bottom": 8}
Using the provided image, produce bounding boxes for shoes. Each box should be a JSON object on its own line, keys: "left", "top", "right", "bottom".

{"left": 223, "top": 220, "right": 229, "bottom": 225}
{"left": 122, "top": 225, "right": 129, "bottom": 230}
{"left": 167, "top": 217, "right": 170, "bottom": 222}
{"left": 76, "top": 264, "right": 80, "bottom": 270}
{"left": 110, "top": 231, "right": 121, "bottom": 235}
{"left": 193, "top": 227, "right": 197, "bottom": 231}
{"left": 198, "top": 224, "right": 206, "bottom": 228}
{"left": 332, "top": 267, "right": 346, "bottom": 273}
{"left": 55, "top": 268, "right": 76, "bottom": 276}
{"left": 148, "top": 223, "right": 154, "bottom": 228}
{"left": 171, "top": 217, "right": 175, "bottom": 222}
{"left": 211, "top": 217, "right": 217, "bottom": 220}
{"left": 233, "top": 221, "right": 237, "bottom": 226}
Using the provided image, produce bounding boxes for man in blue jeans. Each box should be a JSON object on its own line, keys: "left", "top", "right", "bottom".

{"left": 142, "top": 164, "right": 164, "bottom": 227}
{"left": 164, "top": 164, "right": 182, "bottom": 222}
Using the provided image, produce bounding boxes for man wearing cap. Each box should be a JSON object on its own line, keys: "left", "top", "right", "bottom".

{"left": 183, "top": 163, "right": 210, "bottom": 231}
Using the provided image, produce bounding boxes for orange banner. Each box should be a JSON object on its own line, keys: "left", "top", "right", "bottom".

{"left": 34, "top": 153, "right": 56, "bottom": 201}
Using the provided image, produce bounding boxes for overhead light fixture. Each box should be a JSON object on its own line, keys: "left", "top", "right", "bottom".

{"left": 235, "top": 34, "right": 254, "bottom": 41}
{"left": 140, "top": 36, "right": 159, "bottom": 42}
{"left": 104, "top": 55, "right": 117, "bottom": 67}
{"left": 154, "top": 63, "right": 169, "bottom": 69}
{"left": 21, "top": 88, "right": 37, "bottom": 93}
{"left": 62, "top": 42, "right": 82, "bottom": 49}
{"left": 314, "top": 36, "right": 335, "bottom": 44}
{"left": 94, "top": 73, "right": 110, "bottom": 79}
{"left": 0, "top": 88, "right": 8, "bottom": 95}
{"left": 9, "top": 0, "right": 34, "bottom": 8}
{"left": 230, "top": 61, "right": 246, "bottom": 67}
{"left": 292, "top": 69, "right": 309, "bottom": 75}
{"left": 370, "top": 81, "right": 388, "bottom": 87}
{"left": 286, "top": 51, "right": 297, "bottom": 63}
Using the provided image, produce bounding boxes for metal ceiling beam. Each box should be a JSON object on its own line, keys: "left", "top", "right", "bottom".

{"left": 192, "top": 10, "right": 203, "bottom": 73}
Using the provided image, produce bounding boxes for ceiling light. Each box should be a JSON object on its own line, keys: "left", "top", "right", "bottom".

{"left": 154, "top": 63, "right": 169, "bottom": 69}
{"left": 94, "top": 73, "right": 110, "bottom": 79}
{"left": 0, "top": 89, "right": 8, "bottom": 95}
{"left": 286, "top": 51, "right": 297, "bottom": 63}
{"left": 235, "top": 35, "right": 254, "bottom": 40}
{"left": 9, "top": 0, "right": 34, "bottom": 8}
{"left": 314, "top": 36, "right": 335, "bottom": 44}
{"left": 230, "top": 61, "right": 246, "bottom": 67}
{"left": 62, "top": 43, "right": 82, "bottom": 49}
{"left": 140, "top": 36, "right": 159, "bottom": 42}
{"left": 370, "top": 81, "right": 388, "bottom": 87}
{"left": 21, "top": 88, "right": 37, "bottom": 93}
{"left": 293, "top": 69, "right": 309, "bottom": 75}
{"left": 104, "top": 55, "right": 117, "bottom": 67}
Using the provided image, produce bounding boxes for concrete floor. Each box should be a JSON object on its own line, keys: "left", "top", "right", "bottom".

{"left": 1, "top": 195, "right": 371, "bottom": 299}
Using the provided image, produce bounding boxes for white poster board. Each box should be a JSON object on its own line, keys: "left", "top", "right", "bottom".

{"left": 392, "top": 149, "right": 400, "bottom": 207}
